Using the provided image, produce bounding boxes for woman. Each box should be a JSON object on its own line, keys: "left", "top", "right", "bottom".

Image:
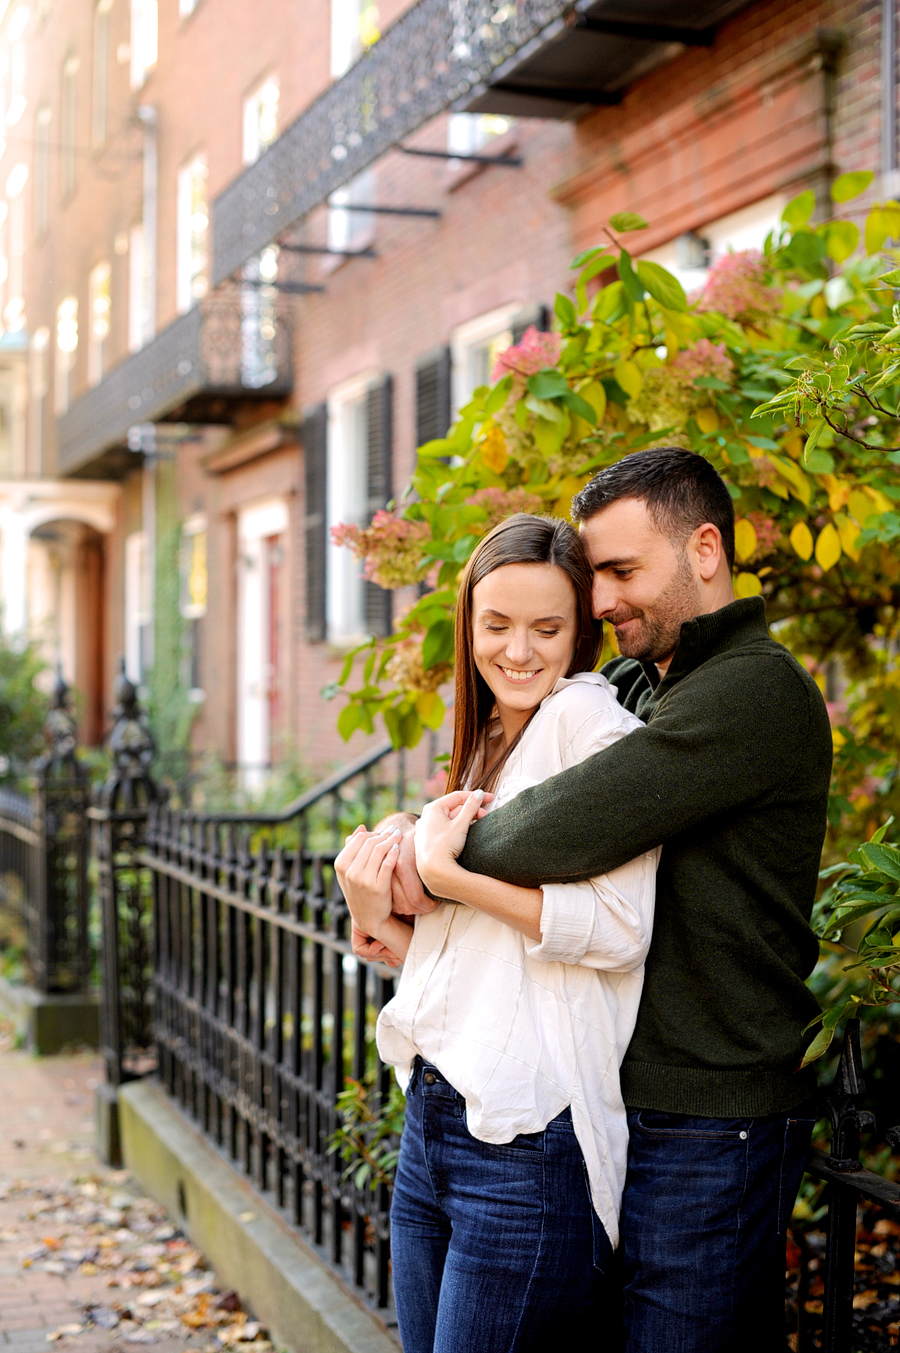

{"left": 336, "top": 514, "right": 657, "bottom": 1353}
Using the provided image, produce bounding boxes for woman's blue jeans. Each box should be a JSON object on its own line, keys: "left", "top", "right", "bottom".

{"left": 390, "top": 1059, "right": 612, "bottom": 1353}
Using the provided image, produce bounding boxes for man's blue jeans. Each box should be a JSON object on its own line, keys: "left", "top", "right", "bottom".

{"left": 619, "top": 1104, "right": 816, "bottom": 1353}
{"left": 390, "top": 1060, "right": 612, "bottom": 1353}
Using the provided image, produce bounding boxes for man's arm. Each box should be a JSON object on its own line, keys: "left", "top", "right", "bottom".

{"left": 457, "top": 651, "right": 828, "bottom": 888}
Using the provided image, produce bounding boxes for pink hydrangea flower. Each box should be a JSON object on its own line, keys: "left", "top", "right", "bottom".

{"left": 492, "top": 326, "right": 562, "bottom": 390}
{"left": 330, "top": 511, "right": 430, "bottom": 589}
{"left": 465, "top": 487, "right": 545, "bottom": 532}
{"left": 698, "top": 250, "right": 781, "bottom": 321}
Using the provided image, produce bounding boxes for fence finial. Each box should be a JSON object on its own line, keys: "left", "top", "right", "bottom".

{"left": 34, "top": 666, "right": 83, "bottom": 781}
{"left": 96, "top": 658, "right": 160, "bottom": 809}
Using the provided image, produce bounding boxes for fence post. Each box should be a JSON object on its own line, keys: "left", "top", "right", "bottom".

{"left": 29, "top": 670, "right": 90, "bottom": 996}
{"left": 819, "top": 1020, "right": 877, "bottom": 1353}
{"left": 92, "top": 661, "right": 161, "bottom": 1165}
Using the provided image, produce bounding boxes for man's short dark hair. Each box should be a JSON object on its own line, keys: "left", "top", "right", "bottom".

{"left": 571, "top": 447, "right": 736, "bottom": 570}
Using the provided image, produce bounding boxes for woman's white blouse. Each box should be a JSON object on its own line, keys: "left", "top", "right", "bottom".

{"left": 375, "top": 671, "right": 659, "bottom": 1247}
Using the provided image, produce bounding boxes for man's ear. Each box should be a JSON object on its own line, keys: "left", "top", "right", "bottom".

{"left": 694, "top": 523, "right": 723, "bottom": 580}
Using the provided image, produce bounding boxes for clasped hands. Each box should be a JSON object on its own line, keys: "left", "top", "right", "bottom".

{"left": 334, "top": 789, "right": 492, "bottom": 968}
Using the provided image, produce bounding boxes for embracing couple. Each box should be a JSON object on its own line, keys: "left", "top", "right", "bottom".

{"left": 336, "top": 446, "right": 833, "bottom": 1353}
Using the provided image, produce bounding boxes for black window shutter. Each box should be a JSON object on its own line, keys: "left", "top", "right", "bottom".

{"left": 415, "top": 345, "right": 452, "bottom": 445}
{"left": 303, "top": 403, "right": 328, "bottom": 642}
{"left": 365, "top": 375, "right": 393, "bottom": 637}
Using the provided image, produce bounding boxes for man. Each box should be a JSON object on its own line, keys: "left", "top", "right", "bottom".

{"left": 361, "top": 446, "right": 832, "bottom": 1352}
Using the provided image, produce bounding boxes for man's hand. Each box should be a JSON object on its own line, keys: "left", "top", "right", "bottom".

{"left": 375, "top": 812, "right": 437, "bottom": 917}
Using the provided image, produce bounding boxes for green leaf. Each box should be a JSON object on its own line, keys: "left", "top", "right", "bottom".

{"left": 782, "top": 191, "right": 816, "bottom": 228}
{"left": 865, "top": 201, "right": 900, "bottom": 254}
{"left": 800, "top": 1024, "right": 836, "bottom": 1067}
{"left": 337, "top": 702, "right": 362, "bottom": 741}
{"left": 570, "top": 246, "right": 610, "bottom": 268}
{"left": 617, "top": 249, "right": 645, "bottom": 302}
{"left": 609, "top": 212, "right": 648, "bottom": 233}
{"left": 635, "top": 260, "right": 687, "bottom": 312}
{"left": 560, "top": 390, "right": 599, "bottom": 423}
{"left": 830, "top": 170, "right": 874, "bottom": 202}
{"left": 820, "top": 219, "right": 859, "bottom": 263}
{"left": 878, "top": 267, "right": 900, "bottom": 286}
{"left": 859, "top": 842, "right": 900, "bottom": 881}
{"left": 554, "top": 293, "right": 578, "bottom": 329}
{"left": 804, "top": 448, "right": 835, "bottom": 473}
{"left": 484, "top": 374, "right": 513, "bottom": 415}
{"left": 527, "top": 368, "right": 570, "bottom": 400}
{"left": 399, "top": 708, "right": 423, "bottom": 748}
{"left": 382, "top": 704, "right": 402, "bottom": 748}
{"left": 784, "top": 230, "right": 827, "bottom": 269}
{"left": 422, "top": 619, "right": 454, "bottom": 669}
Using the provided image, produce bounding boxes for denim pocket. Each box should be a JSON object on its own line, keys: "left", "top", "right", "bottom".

{"left": 468, "top": 1120, "right": 546, "bottom": 1158}
{"left": 631, "top": 1109, "right": 752, "bottom": 1142}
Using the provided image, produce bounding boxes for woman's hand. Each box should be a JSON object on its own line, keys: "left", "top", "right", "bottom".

{"left": 415, "top": 790, "right": 488, "bottom": 898}
{"left": 336, "top": 827, "right": 414, "bottom": 964}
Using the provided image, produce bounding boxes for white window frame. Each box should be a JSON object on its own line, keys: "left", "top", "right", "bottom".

{"left": 88, "top": 260, "right": 111, "bottom": 385}
{"left": 128, "top": 221, "right": 154, "bottom": 352}
{"left": 330, "top": 0, "right": 379, "bottom": 78}
{"left": 447, "top": 112, "right": 514, "bottom": 157}
{"left": 54, "top": 295, "right": 78, "bottom": 415}
{"left": 124, "top": 530, "right": 152, "bottom": 684}
{"left": 242, "top": 75, "right": 279, "bottom": 165}
{"left": 130, "top": 0, "right": 158, "bottom": 89}
{"left": 326, "top": 370, "right": 376, "bottom": 643}
{"left": 450, "top": 303, "right": 519, "bottom": 414}
{"left": 327, "top": 166, "right": 375, "bottom": 255}
{"left": 638, "top": 193, "right": 789, "bottom": 295}
{"left": 236, "top": 498, "right": 288, "bottom": 782}
{"left": 176, "top": 153, "right": 209, "bottom": 313}
{"left": 93, "top": 0, "right": 113, "bottom": 148}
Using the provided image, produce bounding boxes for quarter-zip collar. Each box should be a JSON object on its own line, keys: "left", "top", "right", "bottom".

{"left": 638, "top": 597, "right": 770, "bottom": 696}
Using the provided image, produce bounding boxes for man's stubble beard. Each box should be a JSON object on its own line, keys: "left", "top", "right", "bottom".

{"left": 612, "top": 550, "right": 700, "bottom": 665}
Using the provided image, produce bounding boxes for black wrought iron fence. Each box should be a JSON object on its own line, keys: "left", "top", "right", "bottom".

{"left": 0, "top": 676, "right": 91, "bottom": 994}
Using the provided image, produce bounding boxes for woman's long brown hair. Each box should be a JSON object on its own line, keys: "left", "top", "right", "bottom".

{"left": 446, "top": 513, "right": 602, "bottom": 794}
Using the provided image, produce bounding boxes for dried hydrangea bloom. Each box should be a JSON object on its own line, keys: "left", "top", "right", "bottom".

{"left": 465, "top": 486, "right": 545, "bottom": 533}
{"left": 330, "top": 511, "right": 430, "bottom": 589}
{"left": 385, "top": 634, "right": 453, "bottom": 694}
{"left": 697, "top": 250, "right": 781, "bottom": 321}
{"left": 628, "top": 339, "right": 734, "bottom": 431}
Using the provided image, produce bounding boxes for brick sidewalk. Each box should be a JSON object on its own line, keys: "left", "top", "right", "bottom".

{"left": 0, "top": 1034, "right": 267, "bottom": 1353}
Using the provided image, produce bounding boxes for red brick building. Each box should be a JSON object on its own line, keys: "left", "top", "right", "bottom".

{"left": 0, "top": 0, "right": 892, "bottom": 774}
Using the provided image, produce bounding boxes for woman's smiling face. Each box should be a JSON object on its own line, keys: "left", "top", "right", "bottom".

{"left": 471, "top": 561, "right": 579, "bottom": 738}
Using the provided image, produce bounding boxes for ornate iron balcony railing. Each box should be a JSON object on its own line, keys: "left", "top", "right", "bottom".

{"left": 57, "top": 284, "right": 292, "bottom": 478}
{"left": 212, "top": 0, "right": 574, "bottom": 285}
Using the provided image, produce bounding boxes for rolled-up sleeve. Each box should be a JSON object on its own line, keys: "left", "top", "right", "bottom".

{"left": 525, "top": 847, "right": 658, "bottom": 972}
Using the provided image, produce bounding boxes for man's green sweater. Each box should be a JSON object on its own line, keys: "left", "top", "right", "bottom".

{"left": 458, "top": 596, "right": 832, "bottom": 1118}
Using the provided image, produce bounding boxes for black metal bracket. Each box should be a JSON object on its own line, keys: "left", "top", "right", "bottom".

{"left": 239, "top": 278, "right": 326, "bottom": 294}
{"left": 490, "top": 81, "right": 622, "bottom": 106}
{"left": 335, "top": 203, "right": 441, "bottom": 218}
{"left": 398, "top": 145, "right": 523, "bottom": 167}
{"left": 279, "top": 242, "right": 378, "bottom": 259}
{"left": 568, "top": 13, "right": 716, "bottom": 46}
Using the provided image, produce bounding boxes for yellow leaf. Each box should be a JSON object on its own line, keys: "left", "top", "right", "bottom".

{"left": 734, "top": 571, "right": 762, "bottom": 598}
{"left": 768, "top": 454, "right": 811, "bottom": 505}
{"left": 790, "top": 521, "right": 814, "bottom": 560}
{"left": 734, "top": 518, "right": 757, "bottom": 563}
{"left": 481, "top": 423, "right": 508, "bottom": 473}
{"left": 782, "top": 431, "right": 804, "bottom": 460}
{"left": 768, "top": 476, "right": 790, "bottom": 500}
{"left": 810, "top": 293, "right": 828, "bottom": 318}
{"left": 815, "top": 522, "right": 842, "bottom": 571}
{"left": 848, "top": 487, "right": 877, "bottom": 527}
{"left": 835, "top": 512, "right": 861, "bottom": 560}
{"left": 664, "top": 326, "right": 680, "bottom": 358}
{"left": 832, "top": 727, "right": 846, "bottom": 750}
{"left": 825, "top": 475, "right": 851, "bottom": 512}
{"left": 695, "top": 406, "right": 719, "bottom": 433}
{"left": 614, "top": 359, "right": 643, "bottom": 400}
{"left": 550, "top": 475, "right": 587, "bottom": 521}
{"left": 870, "top": 487, "right": 894, "bottom": 515}
{"left": 577, "top": 380, "right": 607, "bottom": 424}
